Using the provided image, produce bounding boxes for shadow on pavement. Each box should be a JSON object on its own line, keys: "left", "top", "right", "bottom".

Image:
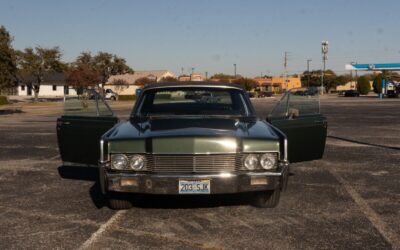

{"left": 0, "top": 109, "right": 24, "bottom": 115}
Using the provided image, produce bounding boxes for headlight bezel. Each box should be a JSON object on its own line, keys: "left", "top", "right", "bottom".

{"left": 111, "top": 154, "right": 129, "bottom": 170}
{"left": 242, "top": 152, "right": 278, "bottom": 171}
{"left": 110, "top": 154, "right": 147, "bottom": 171}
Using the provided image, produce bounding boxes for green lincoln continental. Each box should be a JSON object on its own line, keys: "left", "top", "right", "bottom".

{"left": 57, "top": 82, "right": 327, "bottom": 209}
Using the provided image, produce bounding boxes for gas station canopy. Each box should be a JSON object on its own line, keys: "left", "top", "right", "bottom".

{"left": 345, "top": 63, "right": 400, "bottom": 71}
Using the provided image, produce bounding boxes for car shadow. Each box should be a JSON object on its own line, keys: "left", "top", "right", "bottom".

{"left": 57, "top": 165, "right": 283, "bottom": 209}
{"left": 0, "top": 109, "right": 24, "bottom": 115}
{"left": 57, "top": 165, "right": 107, "bottom": 208}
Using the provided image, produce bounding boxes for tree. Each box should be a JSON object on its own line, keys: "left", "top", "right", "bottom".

{"left": 135, "top": 77, "right": 156, "bottom": 86}
{"left": 300, "top": 70, "right": 350, "bottom": 92}
{"left": 160, "top": 76, "right": 178, "bottom": 82}
{"left": 73, "top": 51, "right": 133, "bottom": 89}
{"left": 232, "top": 78, "right": 258, "bottom": 91}
{"left": 210, "top": 73, "right": 236, "bottom": 82}
{"left": 357, "top": 76, "right": 371, "bottom": 95}
{"left": 111, "top": 78, "right": 129, "bottom": 95}
{"left": 65, "top": 65, "right": 99, "bottom": 94}
{"left": 93, "top": 52, "right": 133, "bottom": 89}
{"left": 17, "top": 46, "right": 65, "bottom": 100}
{"left": 0, "top": 26, "right": 17, "bottom": 93}
{"left": 372, "top": 73, "right": 385, "bottom": 94}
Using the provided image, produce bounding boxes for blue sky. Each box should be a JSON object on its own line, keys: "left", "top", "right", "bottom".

{"left": 1, "top": 0, "right": 400, "bottom": 76}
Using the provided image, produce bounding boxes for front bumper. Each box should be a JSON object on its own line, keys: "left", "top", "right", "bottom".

{"left": 99, "top": 163, "right": 289, "bottom": 195}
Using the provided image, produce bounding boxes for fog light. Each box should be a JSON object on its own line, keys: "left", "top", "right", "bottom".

{"left": 120, "top": 179, "right": 138, "bottom": 187}
{"left": 251, "top": 177, "right": 268, "bottom": 185}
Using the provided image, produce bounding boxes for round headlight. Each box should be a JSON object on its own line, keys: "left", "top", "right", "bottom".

{"left": 260, "top": 153, "right": 277, "bottom": 170}
{"left": 130, "top": 155, "right": 145, "bottom": 170}
{"left": 111, "top": 154, "right": 129, "bottom": 170}
{"left": 244, "top": 154, "right": 258, "bottom": 170}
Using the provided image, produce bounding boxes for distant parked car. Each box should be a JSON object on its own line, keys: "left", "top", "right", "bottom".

{"left": 344, "top": 90, "right": 360, "bottom": 97}
{"left": 257, "top": 91, "right": 273, "bottom": 98}
{"left": 105, "top": 89, "right": 118, "bottom": 100}
{"left": 247, "top": 92, "right": 255, "bottom": 98}
{"left": 338, "top": 90, "right": 346, "bottom": 96}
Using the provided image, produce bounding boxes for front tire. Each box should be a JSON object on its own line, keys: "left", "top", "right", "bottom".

{"left": 251, "top": 189, "right": 281, "bottom": 208}
{"left": 107, "top": 192, "right": 132, "bottom": 210}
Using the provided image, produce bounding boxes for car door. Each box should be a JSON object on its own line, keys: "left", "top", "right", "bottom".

{"left": 267, "top": 88, "right": 327, "bottom": 163}
{"left": 57, "top": 90, "right": 119, "bottom": 165}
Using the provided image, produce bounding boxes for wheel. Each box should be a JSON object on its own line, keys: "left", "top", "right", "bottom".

{"left": 107, "top": 192, "right": 132, "bottom": 210}
{"left": 111, "top": 96, "right": 116, "bottom": 101}
{"left": 251, "top": 189, "right": 281, "bottom": 208}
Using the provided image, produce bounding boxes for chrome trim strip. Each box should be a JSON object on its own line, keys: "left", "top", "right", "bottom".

{"left": 284, "top": 138, "right": 288, "bottom": 162}
{"left": 144, "top": 85, "right": 243, "bottom": 91}
{"left": 100, "top": 140, "right": 104, "bottom": 162}
{"left": 105, "top": 167, "right": 287, "bottom": 179}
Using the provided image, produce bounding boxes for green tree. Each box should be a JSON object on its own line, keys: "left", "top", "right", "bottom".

{"left": 74, "top": 51, "right": 133, "bottom": 89}
{"left": 357, "top": 76, "right": 371, "bottom": 94}
{"left": 232, "top": 78, "right": 258, "bottom": 91}
{"left": 17, "top": 46, "right": 65, "bottom": 100}
{"left": 372, "top": 73, "right": 385, "bottom": 94}
{"left": 300, "top": 70, "right": 350, "bottom": 92}
{"left": 0, "top": 26, "right": 17, "bottom": 93}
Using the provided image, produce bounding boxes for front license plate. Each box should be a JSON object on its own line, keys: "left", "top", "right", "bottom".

{"left": 179, "top": 180, "right": 210, "bottom": 194}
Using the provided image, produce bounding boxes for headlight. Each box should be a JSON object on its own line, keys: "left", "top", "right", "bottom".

{"left": 130, "top": 155, "right": 146, "bottom": 170}
{"left": 244, "top": 154, "right": 258, "bottom": 170}
{"left": 260, "top": 153, "right": 277, "bottom": 170}
{"left": 111, "top": 154, "right": 129, "bottom": 170}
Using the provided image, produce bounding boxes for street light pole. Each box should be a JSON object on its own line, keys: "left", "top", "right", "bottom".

{"left": 307, "top": 59, "right": 312, "bottom": 87}
{"left": 321, "top": 41, "right": 329, "bottom": 94}
{"left": 234, "top": 64, "right": 237, "bottom": 78}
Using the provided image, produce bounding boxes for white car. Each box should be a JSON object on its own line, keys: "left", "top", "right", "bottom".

{"left": 105, "top": 89, "right": 118, "bottom": 100}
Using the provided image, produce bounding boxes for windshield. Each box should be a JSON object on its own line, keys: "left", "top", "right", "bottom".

{"left": 133, "top": 87, "right": 252, "bottom": 117}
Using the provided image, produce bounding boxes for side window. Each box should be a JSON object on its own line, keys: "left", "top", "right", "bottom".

{"left": 63, "top": 90, "right": 113, "bottom": 117}
{"left": 268, "top": 87, "right": 320, "bottom": 120}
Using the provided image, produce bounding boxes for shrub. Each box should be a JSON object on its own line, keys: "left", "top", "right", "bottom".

{"left": 357, "top": 76, "right": 371, "bottom": 95}
{"left": 0, "top": 96, "right": 8, "bottom": 105}
{"left": 118, "top": 95, "right": 137, "bottom": 101}
{"left": 373, "top": 74, "right": 384, "bottom": 94}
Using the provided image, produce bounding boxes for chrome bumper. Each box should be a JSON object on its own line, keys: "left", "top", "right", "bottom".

{"left": 99, "top": 163, "right": 289, "bottom": 195}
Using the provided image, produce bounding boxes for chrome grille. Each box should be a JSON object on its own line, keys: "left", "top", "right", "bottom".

{"left": 147, "top": 154, "right": 238, "bottom": 173}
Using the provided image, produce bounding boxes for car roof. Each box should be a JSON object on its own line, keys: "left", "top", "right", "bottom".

{"left": 142, "top": 81, "right": 245, "bottom": 91}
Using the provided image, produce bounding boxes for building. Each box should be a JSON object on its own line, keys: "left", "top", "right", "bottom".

{"left": 271, "top": 76, "right": 302, "bottom": 92}
{"left": 178, "top": 73, "right": 205, "bottom": 82}
{"left": 17, "top": 72, "right": 77, "bottom": 97}
{"left": 106, "top": 70, "right": 175, "bottom": 95}
{"left": 253, "top": 76, "right": 302, "bottom": 93}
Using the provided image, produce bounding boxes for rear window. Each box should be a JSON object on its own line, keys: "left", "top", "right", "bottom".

{"left": 136, "top": 88, "right": 251, "bottom": 117}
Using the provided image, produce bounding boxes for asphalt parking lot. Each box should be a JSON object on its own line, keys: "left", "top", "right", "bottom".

{"left": 0, "top": 96, "right": 399, "bottom": 249}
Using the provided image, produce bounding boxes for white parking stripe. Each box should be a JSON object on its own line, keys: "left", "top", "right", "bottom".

{"left": 330, "top": 169, "right": 400, "bottom": 249}
{"left": 78, "top": 210, "right": 128, "bottom": 250}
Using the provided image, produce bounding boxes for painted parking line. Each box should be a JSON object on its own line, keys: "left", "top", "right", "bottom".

{"left": 78, "top": 210, "right": 128, "bottom": 250}
{"left": 329, "top": 169, "right": 400, "bottom": 249}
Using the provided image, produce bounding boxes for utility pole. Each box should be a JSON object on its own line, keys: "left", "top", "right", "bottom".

{"left": 321, "top": 41, "right": 329, "bottom": 94}
{"left": 284, "top": 52, "right": 289, "bottom": 90}
{"left": 205, "top": 71, "right": 208, "bottom": 80}
{"left": 307, "top": 59, "right": 312, "bottom": 87}
{"left": 234, "top": 64, "right": 237, "bottom": 78}
{"left": 181, "top": 67, "right": 184, "bottom": 76}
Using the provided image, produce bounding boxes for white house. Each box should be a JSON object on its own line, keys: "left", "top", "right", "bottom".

{"left": 18, "top": 73, "right": 77, "bottom": 97}
{"left": 105, "top": 70, "right": 176, "bottom": 95}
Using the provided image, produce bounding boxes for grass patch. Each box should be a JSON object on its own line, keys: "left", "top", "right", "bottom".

{"left": 0, "top": 96, "right": 8, "bottom": 105}
{"left": 118, "top": 95, "right": 137, "bottom": 101}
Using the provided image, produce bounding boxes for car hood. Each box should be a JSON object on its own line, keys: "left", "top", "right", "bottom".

{"left": 103, "top": 118, "right": 281, "bottom": 154}
{"left": 104, "top": 118, "right": 279, "bottom": 140}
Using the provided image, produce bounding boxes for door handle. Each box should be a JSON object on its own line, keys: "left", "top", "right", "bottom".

{"left": 57, "top": 121, "right": 71, "bottom": 126}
